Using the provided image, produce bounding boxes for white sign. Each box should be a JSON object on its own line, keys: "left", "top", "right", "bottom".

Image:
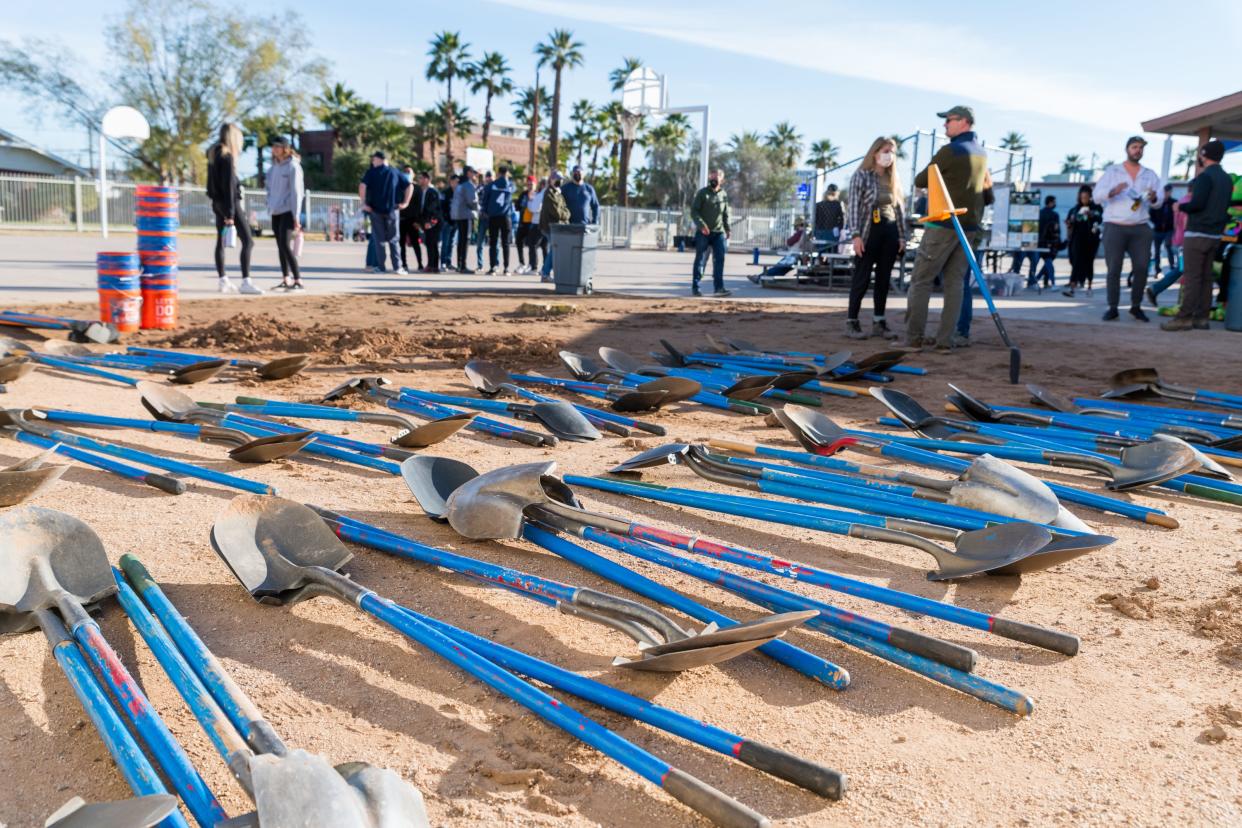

{"left": 465, "top": 147, "right": 494, "bottom": 174}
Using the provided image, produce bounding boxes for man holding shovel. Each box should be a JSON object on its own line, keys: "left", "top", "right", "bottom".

{"left": 905, "top": 106, "right": 989, "bottom": 352}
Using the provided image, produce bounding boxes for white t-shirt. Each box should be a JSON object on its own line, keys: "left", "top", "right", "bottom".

{"left": 527, "top": 191, "right": 544, "bottom": 223}
{"left": 1092, "top": 163, "right": 1162, "bottom": 226}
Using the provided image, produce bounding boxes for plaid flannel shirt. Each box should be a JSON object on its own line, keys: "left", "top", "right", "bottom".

{"left": 845, "top": 167, "right": 905, "bottom": 246}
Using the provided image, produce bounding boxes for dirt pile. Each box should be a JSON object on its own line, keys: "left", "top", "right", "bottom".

{"left": 155, "top": 314, "right": 563, "bottom": 365}
{"left": 1193, "top": 584, "right": 1242, "bottom": 665}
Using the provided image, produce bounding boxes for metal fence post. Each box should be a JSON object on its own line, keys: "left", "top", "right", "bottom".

{"left": 73, "top": 177, "right": 84, "bottom": 232}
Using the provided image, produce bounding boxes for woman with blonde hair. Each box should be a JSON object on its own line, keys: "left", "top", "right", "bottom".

{"left": 844, "top": 136, "right": 906, "bottom": 339}
{"left": 206, "top": 122, "right": 261, "bottom": 294}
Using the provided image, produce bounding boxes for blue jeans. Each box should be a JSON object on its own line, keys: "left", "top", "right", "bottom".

{"left": 1148, "top": 265, "right": 1183, "bottom": 299}
{"left": 1037, "top": 254, "right": 1056, "bottom": 287}
{"left": 475, "top": 216, "right": 488, "bottom": 269}
{"left": 956, "top": 242, "right": 985, "bottom": 338}
{"left": 541, "top": 249, "right": 554, "bottom": 278}
{"left": 1151, "top": 230, "right": 1174, "bottom": 272}
{"left": 440, "top": 221, "right": 456, "bottom": 266}
{"left": 1010, "top": 250, "right": 1038, "bottom": 279}
{"left": 692, "top": 231, "right": 727, "bottom": 291}
{"left": 370, "top": 209, "right": 400, "bottom": 272}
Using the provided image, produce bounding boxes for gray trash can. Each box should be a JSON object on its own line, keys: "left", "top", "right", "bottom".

{"left": 549, "top": 223, "right": 598, "bottom": 295}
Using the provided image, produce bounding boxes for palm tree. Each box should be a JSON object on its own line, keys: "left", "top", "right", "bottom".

{"left": 1061, "top": 153, "right": 1084, "bottom": 175}
{"left": 569, "top": 99, "right": 595, "bottom": 168}
{"left": 765, "top": 121, "right": 803, "bottom": 169}
{"left": 434, "top": 99, "right": 474, "bottom": 170}
{"left": 806, "top": 139, "right": 840, "bottom": 172}
{"left": 535, "top": 29, "right": 585, "bottom": 172}
{"left": 313, "top": 83, "right": 365, "bottom": 148}
{"left": 425, "top": 31, "right": 471, "bottom": 170}
{"left": 609, "top": 56, "right": 643, "bottom": 93}
{"left": 469, "top": 51, "right": 514, "bottom": 147}
{"left": 999, "top": 131, "right": 1028, "bottom": 182}
{"left": 888, "top": 134, "right": 909, "bottom": 160}
{"left": 1175, "top": 146, "right": 1198, "bottom": 179}
{"left": 242, "top": 114, "right": 283, "bottom": 186}
{"left": 412, "top": 111, "right": 442, "bottom": 169}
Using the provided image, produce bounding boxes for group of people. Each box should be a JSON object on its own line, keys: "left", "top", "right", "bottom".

{"left": 207, "top": 122, "right": 306, "bottom": 294}
{"left": 359, "top": 155, "right": 600, "bottom": 283}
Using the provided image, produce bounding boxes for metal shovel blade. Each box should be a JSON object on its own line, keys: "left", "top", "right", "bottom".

{"left": 334, "top": 762, "right": 430, "bottom": 828}
{"left": 1152, "top": 434, "right": 1232, "bottom": 481}
{"left": 0, "top": 506, "right": 115, "bottom": 635}
{"left": 1108, "top": 368, "right": 1161, "bottom": 390}
{"left": 720, "top": 375, "right": 776, "bottom": 401}
{"left": 870, "top": 387, "right": 961, "bottom": 439}
{"left": 1100, "top": 382, "right": 1156, "bottom": 400}
{"left": 0, "top": 452, "right": 68, "bottom": 507}
{"left": 924, "top": 522, "right": 1055, "bottom": 581}
{"left": 559, "top": 350, "right": 607, "bottom": 380}
{"left": 251, "top": 749, "right": 393, "bottom": 828}
{"left": 1026, "top": 383, "right": 1079, "bottom": 414}
{"left": 636, "top": 376, "right": 701, "bottom": 404}
{"left": 0, "top": 359, "right": 35, "bottom": 384}
{"left": 616, "top": 609, "right": 817, "bottom": 671}
{"left": 598, "top": 346, "right": 646, "bottom": 375}
{"left": 392, "top": 413, "right": 474, "bottom": 448}
{"left": 400, "top": 455, "right": 480, "bottom": 520}
{"left": 946, "top": 386, "right": 1002, "bottom": 423}
{"left": 771, "top": 404, "right": 851, "bottom": 453}
{"left": 984, "top": 533, "right": 1116, "bottom": 577}
{"left": 0, "top": 336, "right": 33, "bottom": 355}
{"left": 768, "top": 371, "right": 817, "bottom": 391}
{"left": 1107, "top": 440, "right": 1199, "bottom": 491}
{"left": 948, "top": 454, "right": 1060, "bottom": 524}
{"left": 463, "top": 359, "right": 509, "bottom": 396}
{"left": 228, "top": 431, "right": 315, "bottom": 464}
{"left": 41, "top": 341, "right": 94, "bottom": 357}
{"left": 44, "top": 794, "right": 178, "bottom": 828}
{"left": 443, "top": 461, "right": 556, "bottom": 539}
{"left": 610, "top": 388, "right": 669, "bottom": 412}
{"left": 609, "top": 443, "right": 691, "bottom": 474}
{"left": 254, "top": 355, "right": 313, "bottom": 380}
{"left": 531, "top": 400, "right": 602, "bottom": 442}
{"left": 168, "top": 359, "right": 230, "bottom": 385}
{"left": 138, "top": 380, "right": 200, "bottom": 422}
{"left": 832, "top": 350, "right": 905, "bottom": 381}
{"left": 210, "top": 495, "right": 353, "bottom": 603}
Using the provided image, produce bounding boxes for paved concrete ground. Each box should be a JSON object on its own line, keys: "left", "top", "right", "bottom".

{"left": 0, "top": 230, "right": 1181, "bottom": 329}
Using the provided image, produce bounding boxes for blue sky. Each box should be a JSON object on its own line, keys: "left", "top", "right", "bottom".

{"left": 4, "top": 0, "right": 1238, "bottom": 184}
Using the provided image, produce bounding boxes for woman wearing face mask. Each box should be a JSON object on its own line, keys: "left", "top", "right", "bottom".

{"left": 844, "top": 137, "right": 906, "bottom": 339}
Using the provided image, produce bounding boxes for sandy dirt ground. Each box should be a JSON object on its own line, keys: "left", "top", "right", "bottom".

{"left": 0, "top": 291, "right": 1239, "bottom": 827}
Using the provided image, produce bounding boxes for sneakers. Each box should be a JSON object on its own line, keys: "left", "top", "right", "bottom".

{"left": 713, "top": 288, "right": 732, "bottom": 297}
{"left": 291, "top": 281, "right": 305, "bottom": 290}
{"left": 487, "top": 267, "right": 497, "bottom": 275}
{"left": 872, "top": 320, "right": 899, "bottom": 340}
{"left": 540, "top": 275, "right": 553, "bottom": 283}
{"left": 845, "top": 319, "right": 867, "bottom": 339}
{"left": 396, "top": 267, "right": 410, "bottom": 275}
{"left": 1193, "top": 319, "right": 1211, "bottom": 330}
{"left": 1061, "top": 288, "right": 1075, "bottom": 297}
{"left": 1102, "top": 307, "right": 1119, "bottom": 321}
{"left": 1146, "top": 287, "right": 1159, "bottom": 307}
{"left": 503, "top": 269, "right": 512, "bottom": 276}
{"left": 276, "top": 281, "right": 293, "bottom": 291}
{"left": 368, "top": 267, "right": 385, "bottom": 274}
{"left": 218, "top": 278, "right": 239, "bottom": 294}
{"left": 691, "top": 284, "right": 703, "bottom": 297}
{"left": 1160, "top": 317, "right": 1194, "bottom": 331}
{"left": 239, "top": 280, "right": 264, "bottom": 295}
{"left": 1130, "top": 307, "right": 1149, "bottom": 322}
{"left": 460, "top": 268, "right": 475, "bottom": 275}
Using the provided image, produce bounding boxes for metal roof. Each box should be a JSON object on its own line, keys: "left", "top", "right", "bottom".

{"left": 1141, "top": 90, "right": 1242, "bottom": 141}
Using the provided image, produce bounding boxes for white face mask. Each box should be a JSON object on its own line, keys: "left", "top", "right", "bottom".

{"left": 876, "top": 152, "right": 895, "bottom": 168}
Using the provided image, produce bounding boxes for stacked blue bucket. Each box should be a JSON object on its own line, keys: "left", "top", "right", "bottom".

{"left": 134, "top": 185, "right": 179, "bottom": 329}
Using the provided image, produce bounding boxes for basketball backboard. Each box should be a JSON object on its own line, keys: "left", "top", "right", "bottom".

{"left": 621, "top": 67, "right": 665, "bottom": 116}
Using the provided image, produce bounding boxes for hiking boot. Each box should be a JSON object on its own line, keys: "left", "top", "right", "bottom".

{"left": 1192, "top": 319, "right": 1211, "bottom": 330}
{"left": 691, "top": 285, "right": 703, "bottom": 297}
{"left": 871, "top": 319, "right": 899, "bottom": 340}
{"left": 713, "top": 288, "right": 732, "bottom": 297}
{"left": 1130, "top": 307, "right": 1149, "bottom": 322}
{"left": 845, "top": 320, "right": 867, "bottom": 340}
{"left": 1102, "top": 307, "right": 1119, "bottom": 321}
{"left": 1160, "top": 317, "right": 1194, "bottom": 332}
{"left": 1146, "top": 287, "right": 1159, "bottom": 307}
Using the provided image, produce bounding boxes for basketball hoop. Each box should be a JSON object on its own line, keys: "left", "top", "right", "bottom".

{"left": 619, "top": 111, "right": 641, "bottom": 143}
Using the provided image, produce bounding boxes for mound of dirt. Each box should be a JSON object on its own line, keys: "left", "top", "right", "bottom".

{"left": 1193, "top": 585, "right": 1242, "bottom": 665}
{"left": 154, "top": 314, "right": 562, "bottom": 365}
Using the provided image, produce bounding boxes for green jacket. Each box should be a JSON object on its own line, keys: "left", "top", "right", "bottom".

{"left": 538, "top": 186, "right": 571, "bottom": 233}
{"left": 690, "top": 186, "right": 731, "bottom": 234}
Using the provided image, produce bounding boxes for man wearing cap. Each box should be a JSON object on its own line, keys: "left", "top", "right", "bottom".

{"left": 450, "top": 166, "right": 480, "bottom": 274}
{"left": 1161, "top": 140, "right": 1232, "bottom": 331}
{"left": 481, "top": 166, "right": 515, "bottom": 275}
{"left": 689, "top": 167, "right": 732, "bottom": 297}
{"left": 538, "top": 170, "right": 571, "bottom": 283}
{"left": 906, "top": 105, "right": 989, "bottom": 351}
{"left": 359, "top": 151, "right": 413, "bottom": 274}
{"left": 814, "top": 185, "right": 844, "bottom": 247}
{"left": 561, "top": 165, "right": 600, "bottom": 225}
{"left": 1092, "top": 136, "right": 1162, "bottom": 321}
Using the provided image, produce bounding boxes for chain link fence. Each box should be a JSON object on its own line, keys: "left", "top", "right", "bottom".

{"left": 1, "top": 172, "right": 804, "bottom": 249}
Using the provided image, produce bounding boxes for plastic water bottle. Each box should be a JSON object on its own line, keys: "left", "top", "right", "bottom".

{"left": 752, "top": 247, "right": 760, "bottom": 264}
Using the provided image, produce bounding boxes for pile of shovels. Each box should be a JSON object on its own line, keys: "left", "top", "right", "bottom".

{"left": 393, "top": 457, "right": 1088, "bottom": 717}
{"left": 0, "top": 506, "right": 428, "bottom": 827}
{"left": 0, "top": 310, "right": 118, "bottom": 343}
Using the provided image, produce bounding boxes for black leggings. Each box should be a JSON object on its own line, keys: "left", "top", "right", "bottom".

{"left": 525, "top": 227, "right": 542, "bottom": 271}
{"left": 272, "top": 212, "right": 302, "bottom": 282}
{"left": 213, "top": 202, "right": 253, "bottom": 280}
{"left": 848, "top": 219, "right": 899, "bottom": 319}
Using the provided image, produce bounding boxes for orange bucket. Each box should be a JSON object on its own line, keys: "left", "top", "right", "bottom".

{"left": 99, "top": 289, "right": 141, "bottom": 332}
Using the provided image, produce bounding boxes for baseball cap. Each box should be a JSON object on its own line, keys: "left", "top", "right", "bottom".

{"left": 936, "top": 105, "right": 974, "bottom": 123}
{"left": 270, "top": 136, "right": 290, "bottom": 148}
{"left": 550, "top": 169, "right": 563, "bottom": 181}
{"left": 571, "top": 164, "right": 583, "bottom": 173}
{"left": 371, "top": 150, "right": 386, "bottom": 159}
{"left": 1125, "top": 135, "right": 1148, "bottom": 147}
{"left": 826, "top": 183, "right": 839, "bottom": 193}
{"left": 1202, "top": 139, "right": 1226, "bottom": 162}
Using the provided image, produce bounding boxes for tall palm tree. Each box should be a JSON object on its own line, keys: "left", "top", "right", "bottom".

{"left": 313, "top": 83, "right": 365, "bottom": 148}
{"left": 609, "top": 56, "right": 643, "bottom": 93}
{"left": 1061, "top": 153, "right": 1084, "bottom": 175}
{"left": 999, "top": 131, "right": 1028, "bottom": 182}
{"left": 568, "top": 99, "right": 595, "bottom": 168}
{"left": 806, "top": 138, "right": 840, "bottom": 172}
{"left": 469, "top": 51, "right": 514, "bottom": 147}
{"left": 1175, "top": 146, "right": 1198, "bottom": 179}
{"left": 425, "top": 31, "right": 471, "bottom": 170}
{"left": 888, "top": 134, "right": 908, "bottom": 160}
{"left": 434, "top": 99, "right": 474, "bottom": 170}
{"left": 592, "top": 102, "right": 621, "bottom": 180}
{"left": 765, "top": 121, "right": 803, "bottom": 169}
{"left": 413, "top": 111, "right": 442, "bottom": 169}
{"left": 535, "top": 29, "right": 585, "bottom": 172}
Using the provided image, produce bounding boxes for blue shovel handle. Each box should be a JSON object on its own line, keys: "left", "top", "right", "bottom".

{"left": 28, "top": 353, "right": 138, "bottom": 386}
{"left": 215, "top": 414, "right": 400, "bottom": 474}
{"left": 522, "top": 523, "right": 850, "bottom": 690}
{"left": 585, "top": 529, "right": 1033, "bottom": 716}
{"left": 355, "top": 591, "right": 769, "bottom": 827}
{"left": 10, "top": 429, "right": 186, "bottom": 494}
{"left": 387, "top": 394, "right": 548, "bottom": 446}
{"left": 119, "top": 555, "right": 286, "bottom": 756}
{"left": 37, "top": 611, "right": 189, "bottom": 828}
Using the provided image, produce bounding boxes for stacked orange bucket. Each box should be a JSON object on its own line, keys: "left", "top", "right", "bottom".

{"left": 96, "top": 252, "right": 142, "bottom": 332}
{"left": 134, "top": 184, "right": 179, "bottom": 329}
